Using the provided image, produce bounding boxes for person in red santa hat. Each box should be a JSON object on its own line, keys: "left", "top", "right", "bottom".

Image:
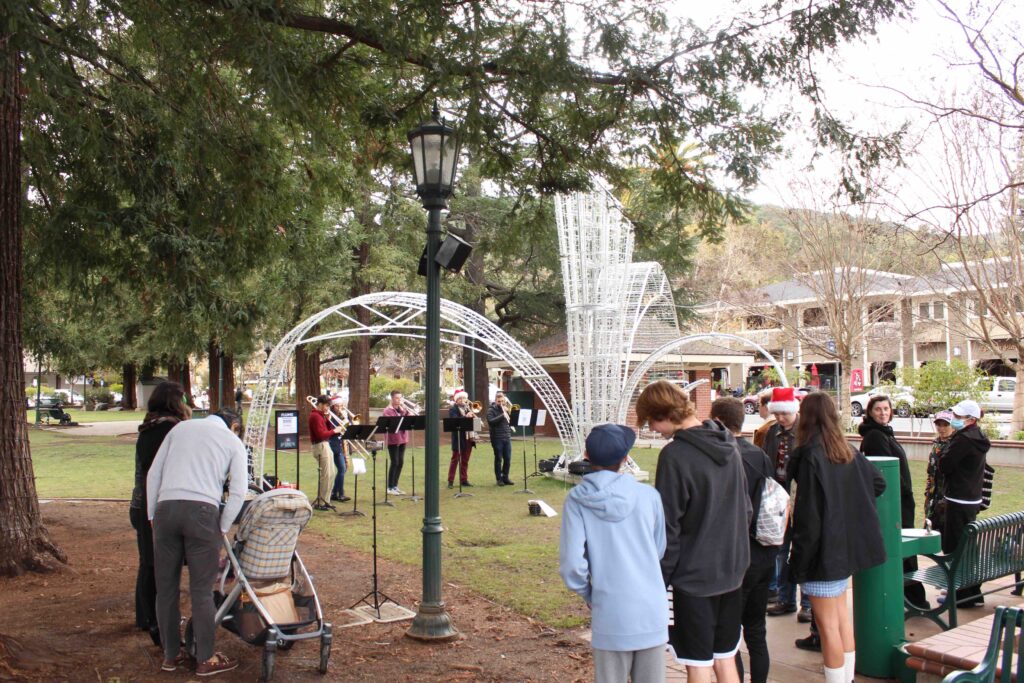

{"left": 762, "top": 387, "right": 812, "bottom": 625}
{"left": 447, "top": 390, "right": 476, "bottom": 489}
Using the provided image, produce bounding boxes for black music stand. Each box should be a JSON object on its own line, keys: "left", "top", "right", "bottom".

{"left": 376, "top": 415, "right": 426, "bottom": 503}
{"left": 511, "top": 409, "right": 534, "bottom": 494}
{"left": 338, "top": 425, "right": 376, "bottom": 518}
{"left": 443, "top": 416, "right": 475, "bottom": 498}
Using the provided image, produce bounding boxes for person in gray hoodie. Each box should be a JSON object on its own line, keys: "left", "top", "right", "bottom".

{"left": 559, "top": 423, "right": 668, "bottom": 683}
{"left": 636, "top": 380, "right": 750, "bottom": 683}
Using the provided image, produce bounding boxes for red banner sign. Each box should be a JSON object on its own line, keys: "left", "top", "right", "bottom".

{"left": 850, "top": 368, "right": 865, "bottom": 392}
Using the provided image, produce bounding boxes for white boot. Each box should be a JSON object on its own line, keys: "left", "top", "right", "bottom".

{"left": 844, "top": 651, "right": 856, "bottom": 682}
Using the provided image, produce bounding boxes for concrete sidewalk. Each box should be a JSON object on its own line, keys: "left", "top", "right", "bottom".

{"left": 41, "top": 420, "right": 142, "bottom": 437}
{"left": 655, "top": 581, "right": 1017, "bottom": 681}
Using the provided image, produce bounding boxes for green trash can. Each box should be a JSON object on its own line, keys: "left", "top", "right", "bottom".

{"left": 852, "top": 456, "right": 902, "bottom": 678}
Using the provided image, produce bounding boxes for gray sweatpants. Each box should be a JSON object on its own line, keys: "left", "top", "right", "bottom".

{"left": 153, "top": 500, "right": 222, "bottom": 663}
{"left": 594, "top": 645, "right": 666, "bottom": 683}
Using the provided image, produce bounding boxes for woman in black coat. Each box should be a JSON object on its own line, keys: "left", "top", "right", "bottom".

{"left": 130, "top": 381, "right": 190, "bottom": 647}
{"left": 858, "top": 394, "right": 928, "bottom": 609}
{"left": 789, "top": 393, "right": 886, "bottom": 683}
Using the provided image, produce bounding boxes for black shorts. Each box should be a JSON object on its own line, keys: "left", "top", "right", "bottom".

{"left": 667, "top": 587, "right": 743, "bottom": 666}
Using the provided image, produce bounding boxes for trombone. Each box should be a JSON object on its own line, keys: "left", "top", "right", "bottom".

{"left": 399, "top": 397, "right": 422, "bottom": 415}
{"left": 304, "top": 395, "right": 359, "bottom": 428}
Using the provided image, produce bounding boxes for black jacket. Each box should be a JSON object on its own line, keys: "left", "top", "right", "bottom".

{"left": 859, "top": 417, "right": 916, "bottom": 528}
{"left": 486, "top": 402, "right": 512, "bottom": 441}
{"left": 736, "top": 436, "right": 778, "bottom": 563}
{"left": 939, "top": 424, "right": 989, "bottom": 503}
{"left": 788, "top": 438, "right": 887, "bottom": 583}
{"left": 131, "top": 417, "right": 179, "bottom": 511}
{"left": 655, "top": 420, "right": 752, "bottom": 596}
{"left": 762, "top": 421, "right": 797, "bottom": 491}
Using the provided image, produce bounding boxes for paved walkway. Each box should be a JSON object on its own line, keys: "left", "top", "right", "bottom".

{"left": 41, "top": 420, "right": 142, "bottom": 437}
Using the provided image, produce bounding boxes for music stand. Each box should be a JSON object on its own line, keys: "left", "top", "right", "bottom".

{"left": 443, "top": 416, "right": 475, "bottom": 498}
{"left": 512, "top": 408, "right": 534, "bottom": 494}
{"left": 338, "top": 425, "right": 376, "bottom": 517}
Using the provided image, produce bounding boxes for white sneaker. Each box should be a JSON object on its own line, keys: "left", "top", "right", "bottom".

{"left": 387, "top": 487, "right": 402, "bottom": 496}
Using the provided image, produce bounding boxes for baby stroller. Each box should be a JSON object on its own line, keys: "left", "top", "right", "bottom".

{"left": 185, "top": 488, "right": 332, "bottom": 681}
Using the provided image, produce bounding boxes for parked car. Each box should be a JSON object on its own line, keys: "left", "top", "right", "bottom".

{"left": 743, "top": 387, "right": 809, "bottom": 415}
{"left": 976, "top": 376, "right": 1017, "bottom": 413}
{"left": 53, "top": 389, "right": 84, "bottom": 406}
{"left": 849, "top": 386, "right": 916, "bottom": 418}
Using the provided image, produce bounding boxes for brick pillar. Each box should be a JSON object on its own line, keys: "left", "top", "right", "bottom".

{"left": 693, "top": 370, "right": 713, "bottom": 420}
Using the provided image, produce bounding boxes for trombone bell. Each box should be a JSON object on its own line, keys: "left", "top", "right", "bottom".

{"left": 470, "top": 401, "right": 483, "bottom": 413}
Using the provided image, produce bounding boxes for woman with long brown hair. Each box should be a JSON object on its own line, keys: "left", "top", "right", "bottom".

{"left": 788, "top": 393, "right": 886, "bottom": 683}
{"left": 130, "top": 381, "right": 190, "bottom": 647}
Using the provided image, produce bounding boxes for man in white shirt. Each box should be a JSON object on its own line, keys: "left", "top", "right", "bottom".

{"left": 147, "top": 410, "right": 248, "bottom": 677}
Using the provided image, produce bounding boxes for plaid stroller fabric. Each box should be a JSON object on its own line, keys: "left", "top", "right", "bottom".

{"left": 236, "top": 489, "right": 313, "bottom": 580}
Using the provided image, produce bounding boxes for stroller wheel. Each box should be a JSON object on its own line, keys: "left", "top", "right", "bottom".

{"left": 318, "top": 626, "right": 332, "bottom": 675}
{"left": 261, "top": 647, "right": 276, "bottom": 682}
{"left": 276, "top": 637, "right": 294, "bottom": 652}
{"left": 183, "top": 619, "right": 197, "bottom": 660}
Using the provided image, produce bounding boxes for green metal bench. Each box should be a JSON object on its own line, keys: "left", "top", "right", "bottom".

{"left": 905, "top": 511, "right": 1024, "bottom": 630}
{"left": 942, "top": 606, "right": 1023, "bottom": 683}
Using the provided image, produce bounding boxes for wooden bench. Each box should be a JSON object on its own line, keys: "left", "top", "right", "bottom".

{"left": 905, "top": 511, "right": 1024, "bottom": 630}
{"left": 906, "top": 606, "right": 1023, "bottom": 683}
{"left": 944, "top": 606, "right": 1023, "bottom": 683}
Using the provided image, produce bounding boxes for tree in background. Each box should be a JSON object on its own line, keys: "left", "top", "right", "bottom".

{"left": 720, "top": 190, "right": 912, "bottom": 420}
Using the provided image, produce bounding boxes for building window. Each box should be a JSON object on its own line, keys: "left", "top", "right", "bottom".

{"left": 933, "top": 301, "right": 945, "bottom": 319}
{"left": 868, "top": 303, "right": 895, "bottom": 322}
{"left": 918, "top": 302, "right": 931, "bottom": 319}
{"left": 802, "top": 307, "right": 826, "bottom": 327}
{"left": 745, "top": 315, "right": 775, "bottom": 331}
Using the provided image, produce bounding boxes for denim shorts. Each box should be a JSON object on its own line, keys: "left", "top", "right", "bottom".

{"left": 801, "top": 578, "right": 849, "bottom": 598}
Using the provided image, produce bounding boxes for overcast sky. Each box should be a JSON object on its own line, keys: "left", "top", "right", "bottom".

{"left": 716, "top": 0, "right": 1022, "bottom": 221}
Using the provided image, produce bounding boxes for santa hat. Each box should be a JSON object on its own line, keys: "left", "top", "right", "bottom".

{"left": 330, "top": 396, "right": 344, "bottom": 406}
{"left": 453, "top": 390, "right": 468, "bottom": 402}
{"left": 767, "top": 387, "right": 799, "bottom": 414}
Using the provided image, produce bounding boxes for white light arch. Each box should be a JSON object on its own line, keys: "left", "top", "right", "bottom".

{"left": 244, "top": 292, "right": 582, "bottom": 479}
{"left": 614, "top": 333, "right": 789, "bottom": 424}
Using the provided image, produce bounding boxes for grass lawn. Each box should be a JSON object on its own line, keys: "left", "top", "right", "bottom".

{"left": 27, "top": 429, "right": 1024, "bottom": 629}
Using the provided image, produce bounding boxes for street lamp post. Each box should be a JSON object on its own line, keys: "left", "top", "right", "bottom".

{"left": 406, "top": 102, "right": 460, "bottom": 641}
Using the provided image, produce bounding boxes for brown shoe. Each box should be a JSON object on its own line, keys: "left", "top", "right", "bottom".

{"left": 196, "top": 653, "right": 238, "bottom": 677}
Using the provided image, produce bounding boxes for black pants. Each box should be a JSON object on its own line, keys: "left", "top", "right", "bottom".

{"left": 387, "top": 443, "right": 406, "bottom": 489}
{"left": 736, "top": 546, "right": 774, "bottom": 683}
{"left": 492, "top": 438, "right": 511, "bottom": 482}
{"left": 944, "top": 500, "right": 982, "bottom": 602}
{"left": 130, "top": 506, "right": 158, "bottom": 635}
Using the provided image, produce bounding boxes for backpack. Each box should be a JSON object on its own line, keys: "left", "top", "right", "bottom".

{"left": 755, "top": 477, "right": 790, "bottom": 547}
{"left": 980, "top": 463, "right": 995, "bottom": 511}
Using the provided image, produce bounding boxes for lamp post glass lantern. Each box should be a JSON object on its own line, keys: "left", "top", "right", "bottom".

{"left": 406, "top": 102, "right": 460, "bottom": 641}
{"left": 408, "top": 103, "right": 459, "bottom": 201}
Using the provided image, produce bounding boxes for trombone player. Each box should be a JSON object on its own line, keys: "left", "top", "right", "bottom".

{"left": 328, "top": 396, "right": 352, "bottom": 503}
{"left": 382, "top": 390, "right": 412, "bottom": 496}
{"left": 487, "top": 390, "right": 514, "bottom": 486}
{"left": 308, "top": 395, "right": 342, "bottom": 510}
{"left": 447, "top": 390, "right": 477, "bottom": 489}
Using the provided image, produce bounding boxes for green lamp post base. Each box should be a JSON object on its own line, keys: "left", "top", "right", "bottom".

{"left": 406, "top": 601, "right": 459, "bottom": 641}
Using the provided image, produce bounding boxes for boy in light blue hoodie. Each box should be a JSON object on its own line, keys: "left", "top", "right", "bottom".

{"left": 559, "top": 423, "right": 668, "bottom": 683}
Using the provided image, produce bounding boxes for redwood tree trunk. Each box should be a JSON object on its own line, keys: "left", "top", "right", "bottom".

{"left": 347, "top": 241, "right": 372, "bottom": 421}
{"left": 295, "top": 345, "right": 320, "bottom": 438}
{"left": 0, "top": 34, "right": 66, "bottom": 575}
{"left": 121, "top": 363, "right": 138, "bottom": 410}
{"left": 207, "top": 341, "right": 220, "bottom": 412}
{"left": 206, "top": 342, "right": 235, "bottom": 413}
{"left": 166, "top": 358, "right": 193, "bottom": 407}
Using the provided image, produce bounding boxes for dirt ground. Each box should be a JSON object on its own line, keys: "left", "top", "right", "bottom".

{"left": 0, "top": 502, "right": 593, "bottom": 682}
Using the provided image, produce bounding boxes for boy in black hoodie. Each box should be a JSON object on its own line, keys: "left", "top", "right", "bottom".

{"left": 637, "top": 381, "right": 751, "bottom": 683}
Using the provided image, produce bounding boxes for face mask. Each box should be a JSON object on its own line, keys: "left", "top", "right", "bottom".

{"left": 950, "top": 418, "right": 966, "bottom": 430}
